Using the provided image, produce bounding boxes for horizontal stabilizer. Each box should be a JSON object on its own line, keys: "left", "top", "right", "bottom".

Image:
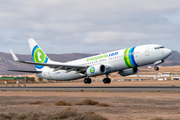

{"left": 10, "top": 49, "right": 19, "bottom": 62}
{"left": 8, "top": 70, "right": 42, "bottom": 73}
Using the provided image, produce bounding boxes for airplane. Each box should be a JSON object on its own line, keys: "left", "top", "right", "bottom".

{"left": 8, "top": 38, "right": 172, "bottom": 84}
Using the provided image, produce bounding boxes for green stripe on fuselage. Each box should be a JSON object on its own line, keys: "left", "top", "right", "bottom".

{"left": 124, "top": 48, "right": 134, "bottom": 68}
{"left": 124, "top": 48, "right": 131, "bottom": 68}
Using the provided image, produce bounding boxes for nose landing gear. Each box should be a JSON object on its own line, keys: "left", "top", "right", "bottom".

{"left": 154, "top": 60, "right": 164, "bottom": 71}
{"left": 154, "top": 66, "right": 159, "bottom": 71}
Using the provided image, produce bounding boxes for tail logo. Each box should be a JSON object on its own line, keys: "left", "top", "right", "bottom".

{"left": 124, "top": 47, "right": 138, "bottom": 68}
{"left": 32, "top": 45, "right": 48, "bottom": 69}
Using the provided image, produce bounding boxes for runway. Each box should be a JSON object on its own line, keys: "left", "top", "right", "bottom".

{"left": 0, "top": 86, "right": 180, "bottom": 92}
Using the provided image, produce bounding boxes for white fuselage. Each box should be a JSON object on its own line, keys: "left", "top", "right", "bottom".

{"left": 35, "top": 44, "right": 172, "bottom": 81}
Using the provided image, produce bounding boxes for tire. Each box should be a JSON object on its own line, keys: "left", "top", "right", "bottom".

{"left": 107, "top": 78, "right": 111, "bottom": 84}
{"left": 88, "top": 78, "right": 92, "bottom": 84}
{"left": 84, "top": 78, "right": 88, "bottom": 84}
{"left": 154, "top": 67, "right": 159, "bottom": 71}
{"left": 103, "top": 78, "right": 107, "bottom": 84}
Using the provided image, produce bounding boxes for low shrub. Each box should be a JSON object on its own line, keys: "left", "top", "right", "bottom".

{"left": 151, "top": 117, "right": 167, "bottom": 120}
{"left": 124, "top": 104, "right": 131, "bottom": 107}
{"left": 0, "top": 110, "right": 108, "bottom": 120}
{"left": 30, "top": 101, "right": 43, "bottom": 105}
{"left": 75, "top": 99, "right": 99, "bottom": 105}
{"left": 75, "top": 99, "right": 111, "bottom": 107}
{"left": 96, "top": 103, "right": 110, "bottom": 107}
{"left": 84, "top": 111, "right": 95, "bottom": 115}
{"left": 55, "top": 100, "right": 72, "bottom": 106}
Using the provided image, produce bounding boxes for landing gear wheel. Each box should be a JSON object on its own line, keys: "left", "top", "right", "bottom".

{"left": 87, "top": 78, "right": 91, "bottom": 84}
{"left": 103, "top": 78, "right": 107, "bottom": 84}
{"left": 103, "top": 78, "right": 111, "bottom": 84}
{"left": 84, "top": 78, "right": 88, "bottom": 84}
{"left": 154, "top": 67, "right": 159, "bottom": 71}
{"left": 107, "top": 78, "right": 111, "bottom": 84}
{"left": 84, "top": 78, "right": 92, "bottom": 84}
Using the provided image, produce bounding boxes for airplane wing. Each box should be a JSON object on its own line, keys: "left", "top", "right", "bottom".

{"left": 9, "top": 49, "right": 88, "bottom": 73}
{"left": 8, "top": 70, "right": 42, "bottom": 73}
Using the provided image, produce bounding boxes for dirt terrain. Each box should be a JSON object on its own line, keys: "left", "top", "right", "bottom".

{"left": 1, "top": 66, "right": 180, "bottom": 119}
{"left": 1, "top": 80, "right": 180, "bottom": 87}
{"left": 0, "top": 91, "right": 180, "bottom": 120}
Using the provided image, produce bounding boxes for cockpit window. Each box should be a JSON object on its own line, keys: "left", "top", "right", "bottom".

{"left": 160, "top": 46, "right": 164, "bottom": 48}
{"left": 154, "top": 46, "right": 164, "bottom": 50}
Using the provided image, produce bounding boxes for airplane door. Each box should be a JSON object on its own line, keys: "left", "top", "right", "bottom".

{"left": 145, "top": 47, "right": 149, "bottom": 56}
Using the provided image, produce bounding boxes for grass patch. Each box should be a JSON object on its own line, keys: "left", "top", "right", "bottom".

{"left": 96, "top": 103, "right": 110, "bottom": 107}
{"left": 64, "top": 107, "right": 78, "bottom": 112}
{"left": 75, "top": 99, "right": 99, "bottom": 105}
{"left": 75, "top": 99, "right": 111, "bottom": 107}
{"left": 30, "top": 101, "right": 43, "bottom": 105}
{"left": 84, "top": 111, "right": 95, "bottom": 115}
{"left": 0, "top": 110, "right": 108, "bottom": 120}
{"left": 55, "top": 100, "right": 72, "bottom": 106}
{"left": 124, "top": 104, "right": 131, "bottom": 107}
{"left": 151, "top": 117, "right": 170, "bottom": 120}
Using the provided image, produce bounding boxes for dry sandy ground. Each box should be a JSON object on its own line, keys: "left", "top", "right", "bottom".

{"left": 1, "top": 80, "right": 180, "bottom": 87}
{"left": 0, "top": 91, "right": 180, "bottom": 120}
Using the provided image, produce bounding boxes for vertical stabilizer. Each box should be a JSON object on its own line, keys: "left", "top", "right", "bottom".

{"left": 28, "top": 38, "right": 51, "bottom": 70}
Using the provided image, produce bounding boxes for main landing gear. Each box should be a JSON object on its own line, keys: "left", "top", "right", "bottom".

{"left": 84, "top": 74, "right": 111, "bottom": 84}
{"left": 103, "top": 74, "right": 111, "bottom": 84}
{"left": 84, "top": 77, "right": 91, "bottom": 84}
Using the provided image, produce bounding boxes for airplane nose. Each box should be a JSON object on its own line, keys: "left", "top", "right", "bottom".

{"left": 167, "top": 48, "right": 172, "bottom": 55}
{"left": 165, "top": 48, "right": 172, "bottom": 57}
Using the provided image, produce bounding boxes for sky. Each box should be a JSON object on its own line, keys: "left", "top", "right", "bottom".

{"left": 0, "top": 0, "right": 180, "bottom": 54}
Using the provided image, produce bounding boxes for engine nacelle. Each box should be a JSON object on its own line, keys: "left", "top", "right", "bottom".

{"left": 119, "top": 68, "right": 138, "bottom": 76}
{"left": 86, "top": 64, "right": 106, "bottom": 77}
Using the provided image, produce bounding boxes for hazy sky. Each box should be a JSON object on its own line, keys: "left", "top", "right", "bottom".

{"left": 0, "top": 0, "right": 180, "bottom": 54}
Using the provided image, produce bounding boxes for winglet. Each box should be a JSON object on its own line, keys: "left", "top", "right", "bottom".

{"left": 10, "top": 49, "right": 20, "bottom": 62}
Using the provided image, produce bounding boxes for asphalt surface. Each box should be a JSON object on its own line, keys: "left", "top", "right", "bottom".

{"left": 0, "top": 86, "right": 180, "bottom": 92}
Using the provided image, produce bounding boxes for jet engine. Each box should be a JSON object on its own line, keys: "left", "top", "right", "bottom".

{"left": 118, "top": 68, "right": 138, "bottom": 76}
{"left": 86, "top": 64, "right": 106, "bottom": 77}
